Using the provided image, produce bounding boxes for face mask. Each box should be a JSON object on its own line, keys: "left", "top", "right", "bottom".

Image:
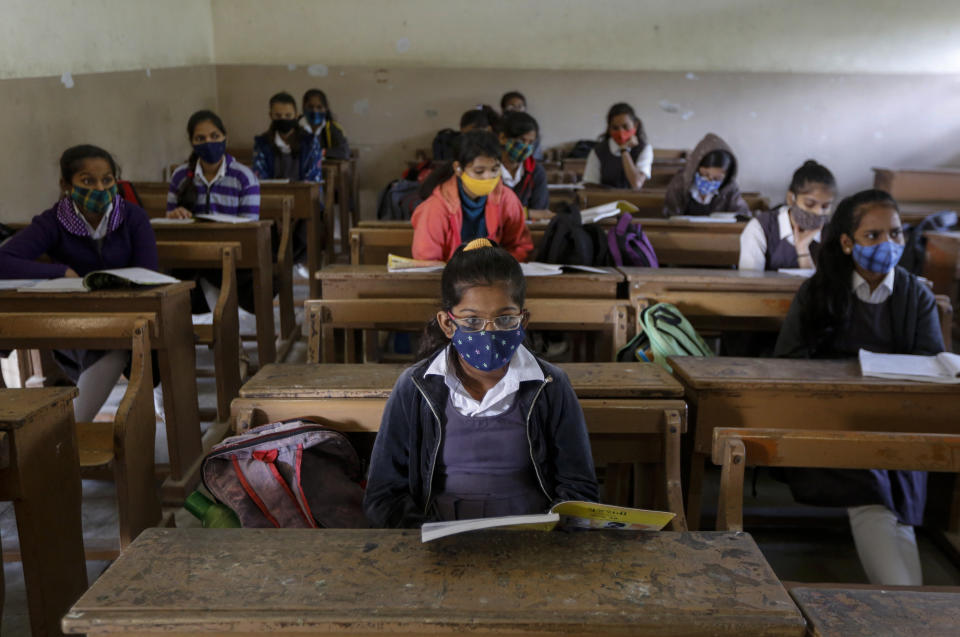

{"left": 460, "top": 172, "right": 500, "bottom": 198}
{"left": 70, "top": 184, "right": 117, "bottom": 216}
{"left": 852, "top": 241, "right": 904, "bottom": 274}
{"left": 272, "top": 118, "right": 298, "bottom": 134}
{"left": 789, "top": 203, "right": 829, "bottom": 231}
{"left": 306, "top": 110, "right": 327, "bottom": 127}
{"left": 610, "top": 127, "right": 637, "bottom": 147}
{"left": 193, "top": 140, "right": 226, "bottom": 165}
{"left": 504, "top": 139, "right": 534, "bottom": 163}
{"left": 451, "top": 325, "right": 526, "bottom": 371}
{"left": 693, "top": 172, "right": 723, "bottom": 197}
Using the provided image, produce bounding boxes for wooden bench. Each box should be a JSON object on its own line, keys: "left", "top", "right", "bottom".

{"left": 232, "top": 362, "right": 688, "bottom": 525}
{"left": 0, "top": 314, "right": 161, "bottom": 550}
{"left": 873, "top": 167, "right": 960, "bottom": 202}
{"left": 63, "top": 528, "right": 804, "bottom": 636}
{"left": 670, "top": 357, "right": 960, "bottom": 531}
{"left": 0, "top": 386, "right": 85, "bottom": 637}
{"left": 303, "top": 298, "right": 633, "bottom": 364}
{"left": 924, "top": 231, "right": 960, "bottom": 344}
{"left": 578, "top": 188, "right": 769, "bottom": 214}
{"left": 156, "top": 241, "right": 241, "bottom": 423}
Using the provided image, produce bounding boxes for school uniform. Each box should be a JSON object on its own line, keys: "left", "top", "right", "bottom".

{"left": 582, "top": 138, "right": 653, "bottom": 188}
{"left": 774, "top": 266, "right": 944, "bottom": 585}
{"left": 363, "top": 346, "right": 599, "bottom": 528}
{"left": 252, "top": 131, "right": 324, "bottom": 183}
{"left": 739, "top": 206, "right": 821, "bottom": 271}
{"left": 411, "top": 176, "right": 534, "bottom": 262}
{"left": 303, "top": 119, "right": 351, "bottom": 160}
{"left": 662, "top": 133, "right": 750, "bottom": 217}
{"left": 501, "top": 156, "right": 549, "bottom": 210}
{"left": 167, "top": 155, "right": 260, "bottom": 217}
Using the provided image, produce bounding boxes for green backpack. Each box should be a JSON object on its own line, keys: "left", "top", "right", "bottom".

{"left": 616, "top": 302, "right": 714, "bottom": 372}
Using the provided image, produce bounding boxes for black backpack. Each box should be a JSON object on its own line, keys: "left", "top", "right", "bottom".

{"left": 566, "top": 140, "right": 597, "bottom": 159}
{"left": 376, "top": 179, "right": 424, "bottom": 220}
{"left": 900, "top": 210, "right": 957, "bottom": 275}
{"left": 535, "top": 203, "right": 609, "bottom": 266}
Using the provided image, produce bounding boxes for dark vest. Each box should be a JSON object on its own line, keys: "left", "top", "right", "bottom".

{"left": 594, "top": 141, "right": 645, "bottom": 189}
{"left": 757, "top": 209, "right": 799, "bottom": 270}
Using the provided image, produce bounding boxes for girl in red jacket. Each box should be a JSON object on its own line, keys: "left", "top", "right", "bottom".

{"left": 412, "top": 131, "right": 533, "bottom": 262}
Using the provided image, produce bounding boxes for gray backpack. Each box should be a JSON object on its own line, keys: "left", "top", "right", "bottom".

{"left": 202, "top": 419, "right": 369, "bottom": 528}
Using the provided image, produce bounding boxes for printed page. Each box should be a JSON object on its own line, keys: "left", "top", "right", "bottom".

{"left": 421, "top": 513, "right": 560, "bottom": 542}
{"left": 18, "top": 278, "right": 88, "bottom": 293}
{"left": 563, "top": 264, "right": 609, "bottom": 274}
{"left": 520, "top": 262, "right": 563, "bottom": 277}
{"left": 0, "top": 279, "right": 45, "bottom": 290}
{"left": 778, "top": 268, "right": 816, "bottom": 278}
{"left": 671, "top": 215, "right": 738, "bottom": 223}
{"left": 550, "top": 501, "right": 675, "bottom": 531}
{"left": 859, "top": 349, "right": 960, "bottom": 383}
{"left": 546, "top": 183, "right": 584, "bottom": 190}
{"left": 194, "top": 213, "right": 251, "bottom": 224}
{"left": 88, "top": 267, "right": 179, "bottom": 286}
{"left": 149, "top": 218, "right": 195, "bottom": 225}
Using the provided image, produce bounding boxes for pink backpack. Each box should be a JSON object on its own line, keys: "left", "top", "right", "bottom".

{"left": 202, "top": 419, "right": 369, "bottom": 528}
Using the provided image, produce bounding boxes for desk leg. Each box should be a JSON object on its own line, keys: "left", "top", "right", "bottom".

{"left": 686, "top": 451, "right": 707, "bottom": 531}
{"left": 158, "top": 294, "right": 203, "bottom": 503}
{"left": 308, "top": 211, "right": 322, "bottom": 298}
{"left": 251, "top": 263, "right": 277, "bottom": 366}
{"left": 663, "top": 409, "right": 688, "bottom": 532}
{"left": 339, "top": 167, "right": 351, "bottom": 254}
{"left": 323, "top": 185, "right": 336, "bottom": 268}
{"left": 11, "top": 412, "right": 87, "bottom": 637}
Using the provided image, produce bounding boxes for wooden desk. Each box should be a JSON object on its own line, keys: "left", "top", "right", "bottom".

{"left": 578, "top": 188, "right": 769, "bottom": 214}
{"left": 873, "top": 167, "right": 960, "bottom": 202}
{"left": 924, "top": 231, "right": 960, "bottom": 341}
{"left": 621, "top": 267, "right": 804, "bottom": 331}
{"left": 63, "top": 528, "right": 804, "bottom": 636}
{"left": 0, "top": 284, "right": 202, "bottom": 501}
{"left": 152, "top": 220, "right": 277, "bottom": 365}
{"left": 258, "top": 182, "right": 328, "bottom": 297}
{"left": 899, "top": 202, "right": 959, "bottom": 225}
{"left": 316, "top": 264, "right": 623, "bottom": 299}
{"left": 669, "top": 357, "right": 960, "bottom": 530}
{"left": 1, "top": 387, "right": 86, "bottom": 637}
{"left": 790, "top": 587, "right": 960, "bottom": 637}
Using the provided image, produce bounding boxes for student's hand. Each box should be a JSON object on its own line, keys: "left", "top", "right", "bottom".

{"left": 63, "top": 268, "right": 79, "bottom": 278}
{"left": 620, "top": 135, "right": 640, "bottom": 150}
{"left": 793, "top": 227, "right": 819, "bottom": 267}
{"left": 167, "top": 207, "right": 193, "bottom": 219}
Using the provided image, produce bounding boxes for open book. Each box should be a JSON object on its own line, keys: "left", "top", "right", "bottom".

{"left": 387, "top": 254, "right": 446, "bottom": 273}
{"left": 520, "top": 262, "right": 609, "bottom": 276}
{"left": 671, "top": 213, "right": 740, "bottom": 223}
{"left": 580, "top": 200, "right": 639, "bottom": 224}
{"left": 859, "top": 348, "right": 960, "bottom": 384}
{"left": 17, "top": 267, "right": 178, "bottom": 293}
{"left": 421, "top": 501, "right": 675, "bottom": 542}
{"left": 194, "top": 212, "right": 254, "bottom": 224}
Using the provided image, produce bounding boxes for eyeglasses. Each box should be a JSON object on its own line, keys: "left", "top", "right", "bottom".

{"left": 447, "top": 311, "right": 525, "bottom": 333}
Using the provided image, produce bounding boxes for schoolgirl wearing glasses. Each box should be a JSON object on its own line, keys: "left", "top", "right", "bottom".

{"left": 363, "top": 238, "right": 599, "bottom": 527}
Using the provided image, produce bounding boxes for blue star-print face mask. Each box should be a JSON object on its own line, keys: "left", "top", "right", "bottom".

{"left": 450, "top": 326, "right": 526, "bottom": 372}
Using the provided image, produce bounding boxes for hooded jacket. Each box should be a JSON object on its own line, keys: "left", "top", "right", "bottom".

{"left": 663, "top": 133, "right": 750, "bottom": 217}
{"left": 363, "top": 352, "right": 599, "bottom": 528}
{"left": 411, "top": 175, "right": 534, "bottom": 262}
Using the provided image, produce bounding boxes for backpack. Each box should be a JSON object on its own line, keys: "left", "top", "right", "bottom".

{"left": 534, "top": 202, "right": 609, "bottom": 266}
{"left": 117, "top": 180, "right": 142, "bottom": 207}
{"left": 431, "top": 128, "right": 459, "bottom": 161}
{"left": 900, "top": 210, "right": 957, "bottom": 275}
{"left": 607, "top": 213, "right": 659, "bottom": 267}
{"left": 566, "top": 140, "right": 597, "bottom": 159}
{"left": 617, "top": 302, "right": 713, "bottom": 372}
{"left": 376, "top": 178, "right": 424, "bottom": 220}
{"left": 201, "top": 419, "right": 369, "bottom": 528}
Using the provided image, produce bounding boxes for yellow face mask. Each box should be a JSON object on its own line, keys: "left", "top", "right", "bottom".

{"left": 460, "top": 171, "right": 500, "bottom": 198}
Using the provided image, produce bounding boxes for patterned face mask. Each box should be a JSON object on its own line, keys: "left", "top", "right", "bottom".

{"left": 70, "top": 184, "right": 117, "bottom": 215}
{"left": 789, "top": 204, "right": 829, "bottom": 231}
{"left": 504, "top": 139, "right": 534, "bottom": 163}
{"left": 852, "top": 241, "right": 904, "bottom": 274}
{"left": 693, "top": 172, "right": 723, "bottom": 197}
{"left": 450, "top": 326, "right": 526, "bottom": 371}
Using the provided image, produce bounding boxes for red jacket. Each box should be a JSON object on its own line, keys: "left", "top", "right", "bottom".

{"left": 411, "top": 176, "right": 534, "bottom": 262}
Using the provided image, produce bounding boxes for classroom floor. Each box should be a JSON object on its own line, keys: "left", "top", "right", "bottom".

{"left": 2, "top": 277, "right": 958, "bottom": 635}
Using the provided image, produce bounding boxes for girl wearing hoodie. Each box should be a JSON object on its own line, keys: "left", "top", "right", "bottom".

{"left": 663, "top": 133, "right": 750, "bottom": 217}
{"left": 412, "top": 131, "right": 533, "bottom": 263}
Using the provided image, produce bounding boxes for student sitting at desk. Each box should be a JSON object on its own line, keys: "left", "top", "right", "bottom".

{"left": 582, "top": 102, "right": 652, "bottom": 190}
{"left": 432, "top": 106, "right": 499, "bottom": 162}
{"left": 497, "top": 111, "right": 549, "bottom": 216}
{"left": 412, "top": 131, "right": 533, "bottom": 262}
{"left": 775, "top": 189, "right": 944, "bottom": 586}
{"left": 663, "top": 133, "right": 750, "bottom": 217}
{"left": 500, "top": 90, "right": 543, "bottom": 160}
{"left": 252, "top": 91, "right": 323, "bottom": 184}
{"left": 301, "top": 88, "right": 350, "bottom": 160}
{"left": 739, "top": 160, "right": 836, "bottom": 271}
{"left": 0, "top": 145, "right": 158, "bottom": 422}
{"left": 364, "top": 239, "right": 598, "bottom": 527}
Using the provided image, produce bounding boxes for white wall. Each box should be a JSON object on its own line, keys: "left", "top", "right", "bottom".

{"left": 211, "top": 0, "right": 960, "bottom": 74}
{"left": 0, "top": 0, "right": 214, "bottom": 79}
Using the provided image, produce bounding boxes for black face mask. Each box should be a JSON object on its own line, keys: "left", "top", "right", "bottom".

{"left": 271, "top": 118, "right": 298, "bottom": 134}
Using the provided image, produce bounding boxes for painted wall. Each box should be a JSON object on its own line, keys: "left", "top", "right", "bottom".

{"left": 216, "top": 64, "right": 960, "bottom": 216}
{"left": 211, "top": 0, "right": 960, "bottom": 74}
{"left": 0, "top": 66, "right": 218, "bottom": 221}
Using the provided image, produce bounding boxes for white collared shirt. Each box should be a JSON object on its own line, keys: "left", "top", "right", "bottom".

{"left": 425, "top": 344, "right": 544, "bottom": 417}
{"left": 738, "top": 206, "right": 822, "bottom": 271}
{"left": 194, "top": 157, "right": 227, "bottom": 186}
{"left": 273, "top": 132, "right": 292, "bottom": 154}
{"left": 582, "top": 138, "right": 654, "bottom": 184}
{"left": 501, "top": 162, "right": 525, "bottom": 189}
{"left": 72, "top": 200, "right": 113, "bottom": 240}
{"left": 852, "top": 268, "right": 896, "bottom": 304}
{"left": 689, "top": 184, "right": 717, "bottom": 205}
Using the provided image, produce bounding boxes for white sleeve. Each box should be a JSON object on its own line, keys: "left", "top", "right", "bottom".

{"left": 635, "top": 144, "right": 654, "bottom": 180}
{"left": 581, "top": 149, "right": 601, "bottom": 184}
{"left": 738, "top": 218, "right": 768, "bottom": 271}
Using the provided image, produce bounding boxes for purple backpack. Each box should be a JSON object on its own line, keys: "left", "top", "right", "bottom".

{"left": 607, "top": 213, "right": 659, "bottom": 268}
{"left": 202, "top": 419, "right": 369, "bottom": 528}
